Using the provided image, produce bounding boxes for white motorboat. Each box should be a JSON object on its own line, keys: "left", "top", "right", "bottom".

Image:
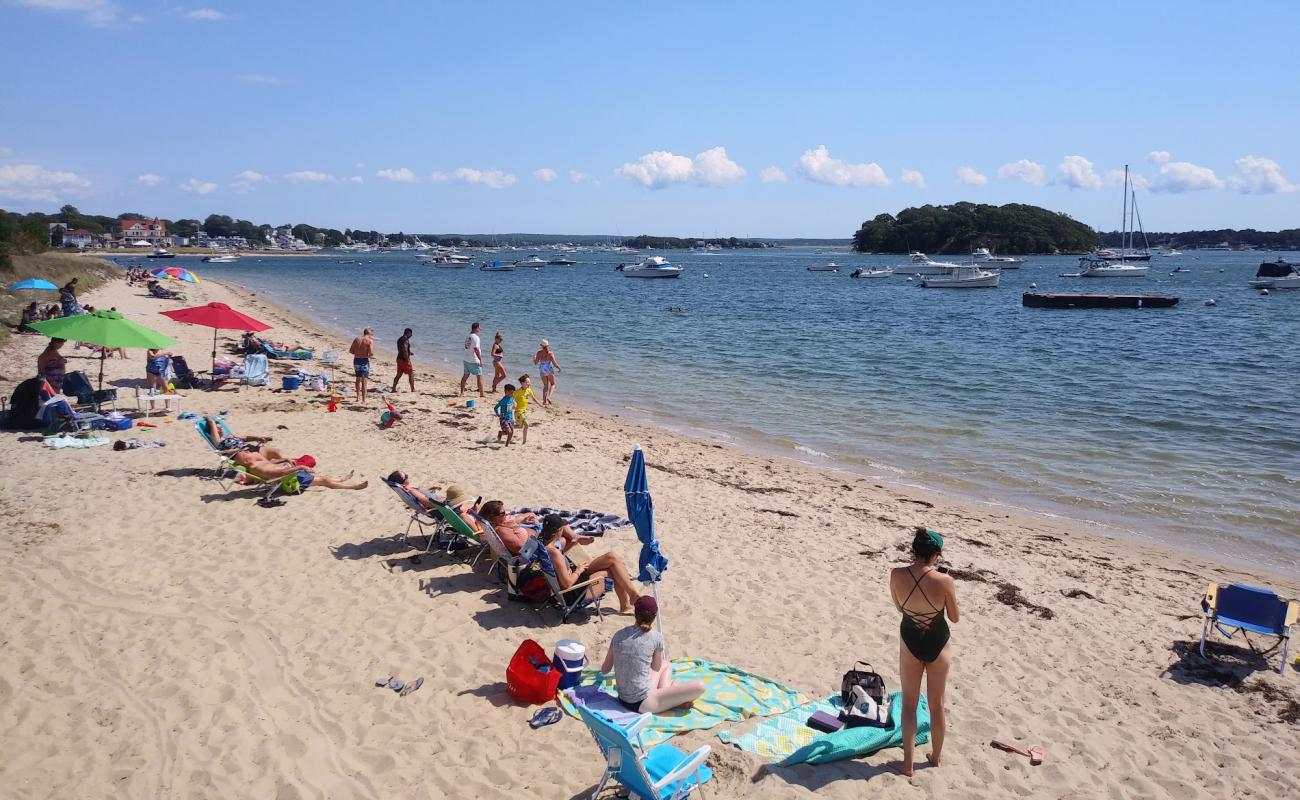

{"left": 146, "top": 247, "right": 175, "bottom": 259}
{"left": 850, "top": 267, "right": 893, "bottom": 279}
{"left": 920, "top": 264, "right": 1000, "bottom": 288}
{"left": 548, "top": 257, "right": 577, "bottom": 265}
{"left": 1163, "top": 248, "right": 1183, "bottom": 257}
{"left": 1249, "top": 259, "right": 1300, "bottom": 289}
{"left": 971, "top": 246, "right": 1024, "bottom": 268}
{"left": 202, "top": 253, "right": 240, "bottom": 263}
{"left": 894, "top": 255, "right": 963, "bottom": 275}
{"left": 515, "top": 255, "right": 548, "bottom": 268}
{"left": 480, "top": 260, "right": 516, "bottom": 272}
{"left": 808, "top": 262, "right": 841, "bottom": 272}
{"left": 620, "top": 256, "right": 683, "bottom": 278}
{"left": 1076, "top": 256, "right": 1149, "bottom": 277}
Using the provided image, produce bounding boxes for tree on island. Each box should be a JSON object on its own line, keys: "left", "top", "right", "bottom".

{"left": 852, "top": 202, "right": 1101, "bottom": 254}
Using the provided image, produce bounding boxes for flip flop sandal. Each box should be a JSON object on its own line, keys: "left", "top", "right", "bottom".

{"left": 387, "top": 678, "right": 406, "bottom": 693}
{"left": 1028, "top": 745, "right": 1045, "bottom": 766}
{"left": 528, "top": 707, "right": 563, "bottom": 729}
{"left": 400, "top": 677, "right": 424, "bottom": 697}
{"left": 991, "top": 740, "right": 1032, "bottom": 758}
{"left": 374, "top": 675, "right": 392, "bottom": 687}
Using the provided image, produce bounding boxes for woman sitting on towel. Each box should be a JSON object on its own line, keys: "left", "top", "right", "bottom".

{"left": 889, "top": 527, "right": 960, "bottom": 777}
{"left": 601, "top": 596, "right": 705, "bottom": 714}
{"left": 539, "top": 518, "right": 639, "bottom": 614}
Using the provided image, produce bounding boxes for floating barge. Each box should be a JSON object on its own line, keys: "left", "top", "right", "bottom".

{"left": 1022, "top": 292, "right": 1179, "bottom": 309}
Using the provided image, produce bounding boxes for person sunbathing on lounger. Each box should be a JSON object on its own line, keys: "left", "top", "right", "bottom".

{"left": 233, "top": 451, "right": 367, "bottom": 491}
{"left": 386, "top": 470, "right": 443, "bottom": 507}
{"left": 477, "top": 502, "right": 593, "bottom": 555}
{"left": 539, "top": 516, "right": 639, "bottom": 614}
{"left": 204, "top": 415, "right": 290, "bottom": 462}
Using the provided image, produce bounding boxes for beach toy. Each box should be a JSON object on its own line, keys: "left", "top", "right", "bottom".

{"left": 553, "top": 640, "right": 587, "bottom": 691}
{"left": 327, "top": 396, "right": 339, "bottom": 412}
{"left": 282, "top": 375, "right": 302, "bottom": 390}
{"left": 465, "top": 399, "right": 476, "bottom": 409}
{"left": 136, "top": 422, "right": 156, "bottom": 428}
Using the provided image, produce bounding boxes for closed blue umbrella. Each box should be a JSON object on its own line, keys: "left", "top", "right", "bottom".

{"left": 10, "top": 279, "right": 58, "bottom": 291}
{"left": 625, "top": 445, "right": 670, "bottom": 650}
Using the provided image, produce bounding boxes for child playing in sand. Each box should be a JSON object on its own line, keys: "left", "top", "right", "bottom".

{"left": 494, "top": 384, "right": 516, "bottom": 446}
{"left": 512, "top": 375, "right": 539, "bottom": 445}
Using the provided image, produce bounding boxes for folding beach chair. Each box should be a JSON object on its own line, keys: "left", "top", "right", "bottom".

{"left": 577, "top": 705, "right": 713, "bottom": 800}
{"left": 382, "top": 477, "right": 450, "bottom": 553}
{"left": 171, "top": 355, "right": 226, "bottom": 391}
{"left": 38, "top": 384, "right": 104, "bottom": 433}
{"left": 1200, "top": 582, "right": 1298, "bottom": 673}
{"left": 258, "top": 338, "right": 314, "bottom": 360}
{"left": 61, "top": 370, "right": 117, "bottom": 412}
{"left": 519, "top": 535, "right": 607, "bottom": 624}
{"left": 472, "top": 514, "right": 535, "bottom": 594}
{"left": 422, "top": 502, "right": 487, "bottom": 564}
{"left": 238, "top": 353, "right": 270, "bottom": 386}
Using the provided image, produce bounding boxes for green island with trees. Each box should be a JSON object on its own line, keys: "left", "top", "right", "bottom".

{"left": 852, "top": 202, "right": 1101, "bottom": 254}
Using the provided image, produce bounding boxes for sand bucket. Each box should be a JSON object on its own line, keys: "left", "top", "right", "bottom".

{"left": 552, "top": 639, "right": 587, "bottom": 691}
{"left": 282, "top": 375, "right": 302, "bottom": 390}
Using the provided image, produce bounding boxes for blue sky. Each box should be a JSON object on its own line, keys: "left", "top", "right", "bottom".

{"left": 1, "top": 0, "right": 1297, "bottom": 237}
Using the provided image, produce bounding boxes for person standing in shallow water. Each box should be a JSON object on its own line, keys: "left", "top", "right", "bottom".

{"left": 889, "top": 527, "right": 959, "bottom": 777}
{"left": 533, "top": 339, "right": 561, "bottom": 405}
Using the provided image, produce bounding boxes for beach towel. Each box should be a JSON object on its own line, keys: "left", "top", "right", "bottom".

{"left": 43, "top": 435, "right": 109, "bottom": 449}
{"left": 718, "top": 691, "right": 929, "bottom": 765}
{"left": 558, "top": 657, "right": 810, "bottom": 748}
{"left": 511, "top": 507, "right": 632, "bottom": 537}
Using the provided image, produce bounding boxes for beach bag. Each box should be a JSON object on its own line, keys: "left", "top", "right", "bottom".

{"left": 506, "top": 639, "right": 561, "bottom": 705}
{"left": 507, "top": 564, "right": 550, "bottom": 603}
{"left": 841, "top": 661, "right": 885, "bottom": 707}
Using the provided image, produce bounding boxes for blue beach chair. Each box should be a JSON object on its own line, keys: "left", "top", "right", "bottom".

{"left": 576, "top": 705, "right": 713, "bottom": 800}
{"left": 239, "top": 353, "right": 270, "bottom": 386}
{"left": 194, "top": 417, "right": 280, "bottom": 500}
{"left": 381, "top": 477, "right": 452, "bottom": 553}
{"left": 1200, "top": 582, "right": 1298, "bottom": 673}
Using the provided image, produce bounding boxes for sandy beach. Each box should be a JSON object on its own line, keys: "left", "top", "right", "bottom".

{"left": 1, "top": 270, "right": 1296, "bottom": 800}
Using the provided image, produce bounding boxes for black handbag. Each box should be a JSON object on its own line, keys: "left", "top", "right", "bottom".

{"left": 841, "top": 661, "right": 886, "bottom": 707}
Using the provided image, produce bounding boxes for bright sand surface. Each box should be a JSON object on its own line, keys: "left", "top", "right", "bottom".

{"left": 2, "top": 273, "right": 1297, "bottom": 799}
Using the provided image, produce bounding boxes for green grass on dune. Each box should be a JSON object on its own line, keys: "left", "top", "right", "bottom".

{"left": 0, "top": 250, "right": 120, "bottom": 349}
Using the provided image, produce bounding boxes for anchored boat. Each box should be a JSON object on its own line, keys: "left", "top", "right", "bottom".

{"left": 1022, "top": 292, "right": 1179, "bottom": 309}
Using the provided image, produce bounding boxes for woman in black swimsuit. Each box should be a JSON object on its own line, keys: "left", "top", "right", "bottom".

{"left": 889, "top": 527, "right": 959, "bottom": 777}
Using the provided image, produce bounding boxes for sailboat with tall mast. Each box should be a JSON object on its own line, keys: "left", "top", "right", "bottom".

{"left": 1080, "top": 165, "right": 1149, "bottom": 277}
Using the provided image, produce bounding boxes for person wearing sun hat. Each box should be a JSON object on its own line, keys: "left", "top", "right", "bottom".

{"left": 889, "top": 526, "right": 960, "bottom": 777}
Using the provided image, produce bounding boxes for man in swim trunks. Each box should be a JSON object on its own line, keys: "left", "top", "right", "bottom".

{"left": 392, "top": 328, "right": 415, "bottom": 393}
{"left": 349, "top": 327, "right": 374, "bottom": 404}
{"left": 233, "top": 450, "right": 368, "bottom": 491}
{"left": 458, "top": 321, "right": 485, "bottom": 398}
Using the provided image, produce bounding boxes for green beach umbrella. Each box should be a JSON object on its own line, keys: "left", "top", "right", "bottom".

{"left": 29, "top": 309, "right": 178, "bottom": 389}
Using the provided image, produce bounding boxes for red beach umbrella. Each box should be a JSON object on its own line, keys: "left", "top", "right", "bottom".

{"left": 159, "top": 302, "right": 271, "bottom": 375}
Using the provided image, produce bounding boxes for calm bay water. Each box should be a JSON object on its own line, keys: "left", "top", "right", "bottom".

{"left": 170, "top": 248, "right": 1299, "bottom": 574}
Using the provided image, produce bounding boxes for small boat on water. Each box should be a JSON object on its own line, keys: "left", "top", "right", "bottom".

{"left": 1163, "top": 248, "right": 1183, "bottom": 257}
{"left": 202, "top": 253, "right": 240, "bottom": 263}
{"left": 548, "top": 258, "right": 577, "bottom": 266}
{"left": 1169, "top": 266, "right": 1191, "bottom": 274}
{"left": 895, "top": 253, "right": 963, "bottom": 275}
{"left": 850, "top": 267, "right": 893, "bottom": 279}
{"left": 920, "top": 264, "right": 1000, "bottom": 288}
{"left": 971, "top": 246, "right": 1024, "bottom": 268}
{"left": 1023, "top": 292, "right": 1179, "bottom": 309}
{"left": 515, "top": 255, "right": 548, "bottom": 268}
{"left": 479, "top": 261, "right": 516, "bottom": 272}
{"left": 147, "top": 248, "right": 176, "bottom": 259}
{"left": 620, "top": 255, "right": 683, "bottom": 278}
{"left": 808, "top": 262, "right": 841, "bottom": 272}
{"left": 1070, "top": 255, "right": 1149, "bottom": 278}
{"left": 1249, "top": 258, "right": 1300, "bottom": 289}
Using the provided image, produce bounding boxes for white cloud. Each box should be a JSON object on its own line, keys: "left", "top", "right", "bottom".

{"left": 796, "top": 145, "right": 890, "bottom": 188}
{"left": 997, "top": 159, "right": 1045, "bottom": 186}
{"left": 900, "top": 169, "right": 926, "bottom": 189}
{"left": 1103, "top": 169, "right": 1150, "bottom": 190}
{"left": 236, "top": 73, "right": 285, "bottom": 85}
{"left": 956, "top": 166, "right": 987, "bottom": 186}
{"left": 17, "top": 0, "right": 117, "bottom": 26}
{"left": 186, "top": 7, "right": 226, "bottom": 20}
{"left": 1146, "top": 151, "right": 1222, "bottom": 193}
{"left": 453, "top": 167, "right": 516, "bottom": 189}
{"left": 618, "top": 151, "right": 695, "bottom": 189}
{"left": 376, "top": 167, "right": 419, "bottom": 183}
{"left": 232, "top": 170, "right": 268, "bottom": 193}
{"left": 759, "top": 166, "right": 788, "bottom": 184}
{"left": 180, "top": 178, "right": 218, "bottom": 195}
{"left": 136, "top": 173, "right": 163, "bottom": 187}
{"left": 1229, "top": 155, "right": 1297, "bottom": 194}
{"left": 285, "top": 170, "right": 335, "bottom": 183}
{"left": 0, "top": 163, "right": 91, "bottom": 203}
{"left": 1056, "top": 155, "right": 1103, "bottom": 190}
{"left": 532, "top": 168, "right": 557, "bottom": 182}
{"left": 353, "top": 162, "right": 365, "bottom": 169}
{"left": 429, "top": 171, "right": 450, "bottom": 182}
{"left": 569, "top": 170, "right": 597, "bottom": 185}
{"left": 346, "top": 175, "right": 364, "bottom": 184}
{"left": 691, "top": 147, "right": 747, "bottom": 186}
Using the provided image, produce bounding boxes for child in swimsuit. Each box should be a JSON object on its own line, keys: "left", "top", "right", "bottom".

{"left": 494, "top": 384, "right": 516, "bottom": 446}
